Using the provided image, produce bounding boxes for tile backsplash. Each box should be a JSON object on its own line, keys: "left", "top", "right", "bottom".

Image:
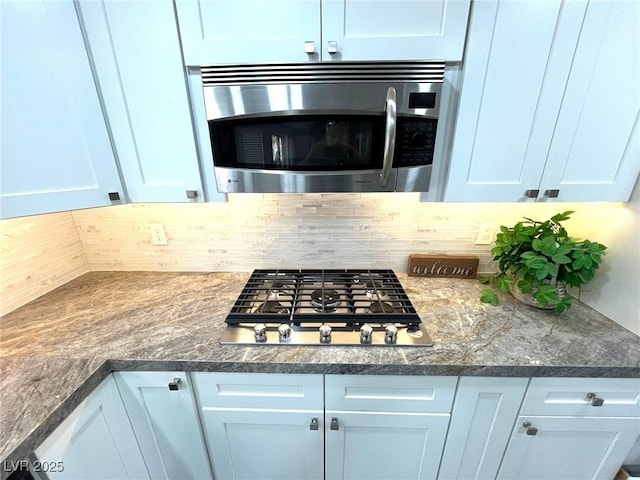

{"left": 71, "top": 193, "right": 584, "bottom": 272}
{"left": 2, "top": 192, "right": 638, "bottom": 334}
{"left": 0, "top": 212, "right": 88, "bottom": 316}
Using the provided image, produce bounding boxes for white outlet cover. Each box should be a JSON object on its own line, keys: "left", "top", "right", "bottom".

{"left": 149, "top": 223, "right": 168, "bottom": 246}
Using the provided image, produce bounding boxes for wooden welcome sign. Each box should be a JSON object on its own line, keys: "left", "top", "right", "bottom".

{"left": 408, "top": 254, "right": 479, "bottom": 279}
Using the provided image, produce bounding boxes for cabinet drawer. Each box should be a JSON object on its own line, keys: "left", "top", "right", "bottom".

{"left": 325, "top": 375, "right": 457, "bottom": 413}
{"left": 191, "top": 372, "right": 323, "bottom": 410}
{"left": 520, "top": 378, "right": 640, "bottom": 417}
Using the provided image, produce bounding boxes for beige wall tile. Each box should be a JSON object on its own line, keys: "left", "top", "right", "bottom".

{"left": 0, "top": 212, "right": 88, "bottom": 316}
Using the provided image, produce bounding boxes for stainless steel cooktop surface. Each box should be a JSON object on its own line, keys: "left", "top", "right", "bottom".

{"left": 220, "top": 269, "right": 433, "bottom": 346}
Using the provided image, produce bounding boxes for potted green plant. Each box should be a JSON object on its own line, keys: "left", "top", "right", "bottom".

{"left": 479, "top": 211, "right": 607, "bottom": 313}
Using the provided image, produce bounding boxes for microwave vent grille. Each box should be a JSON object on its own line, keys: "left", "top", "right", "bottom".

{"left": 201, "top": 61, "right": 445, "bottom": 86}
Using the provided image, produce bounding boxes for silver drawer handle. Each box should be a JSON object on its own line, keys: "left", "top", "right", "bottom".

{"left": 586, "top": 392, "right": 604, "bottom": 406}
{"left": 522, "top": 421, "right": 538, "bottom": 435}
{"left": 168, "top": 378, "right": 181, "bottom": 391}
{"left": 309, "top": 417, "right": 319, "bottom": 431}
{"left": 330, "top": 417, "right": 339, "bottom": 431}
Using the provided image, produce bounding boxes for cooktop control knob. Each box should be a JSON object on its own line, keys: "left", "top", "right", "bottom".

{"left": 254, "top": 323, "right": 267, "bottom": 343}
{"left": 360, "top": 324, "right": 373, "bottom": 344}
{"left": 319, "top": 324, "right": 332, "bottom": 344}
{"left": 384, "top": 324, "right": 398, "bottom": 345}
{"left": 278, "top": 323, "right": 292, "bottom": 342}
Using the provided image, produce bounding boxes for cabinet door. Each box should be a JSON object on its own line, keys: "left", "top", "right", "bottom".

{"left": 497, "top": 415, "right": 640, "bottom": 480}
{"left": 198, "top": 409, "right": 324, "bottom": 480}
{"left": 538, "top": 0, "right": 640, "bottom": 202}
{"left": 114, "top": 372, "right": 212, "bottom": 480}
{"left": 77, "top": 0, "right": 205, "bottom": 203}
{"left": 174, "top": 0, "right": 321, "bottom": 65}
{"left": 444, "top": 0, "right": 584, "bottom": 202}
{"left": 321, "top": 0, "right": 470, "bottom": 62}
{"left": 34, "top": 375, "right": 149, "bottom": 480}
{"left": 324, "top": 411, "right": 450, "bottom": 480}
{"left": 0, "top": 0, "right": 124, "bottom": 219}
{"left": 438, "top": 377, "right": 529, "bottom": 480}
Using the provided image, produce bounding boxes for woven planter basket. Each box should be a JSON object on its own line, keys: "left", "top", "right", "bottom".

{"left": 508, "top": 282, "right": 568, "bottom": 310}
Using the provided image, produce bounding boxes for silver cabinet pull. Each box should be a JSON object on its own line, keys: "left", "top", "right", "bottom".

{"left": 380, "top": 87, "right": 397, "bottom": 189}
{"left": 186, "top": 190, "right": 198, "bottom": 199}
{"left": 522, "top": 421, "right": 538, "bottom": 435}
{"left": 586, "top": 392, "right": 604, "bottom": 406}
{"left": 304, "top": 41, "right": 316, "bottom": 54}
{"left": 524, "top": 189, "right": 539, "bottom": 198}
{"left": 544, "top": 189, "right": 560, "bottom": 198}
{"left": 310, "top": 418, "right": 319, "bottom": 431}
{"left": 327, "top": 41, "right": 338, "bottom": 54}
{"left": 330, "top": 417, "right": 339, "bottom": 431}
{"left": 168, "top": 378, "right": 181, "bottom": 391}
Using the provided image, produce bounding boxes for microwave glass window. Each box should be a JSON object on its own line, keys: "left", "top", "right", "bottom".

{"left": 210, "top": 116, "right": 385, "bottom": 171}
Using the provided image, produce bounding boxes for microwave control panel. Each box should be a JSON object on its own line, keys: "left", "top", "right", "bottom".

{"left": 394, "top": 118, "right": 438, "bottom": 167}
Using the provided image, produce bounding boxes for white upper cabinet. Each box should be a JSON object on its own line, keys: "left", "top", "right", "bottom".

{"left": 175, "top": 0, "right": 321, "bottom": 65}
{"left": 0, "top": 0, "right": 124, "bottom": 219}
{"left": 320, "top": 0, "right": 471, "bottom": 62}
{"left": 445, "top": 0, "right": 640, "bottom": 202}
{"left": 538, "top": 0, "right": 640, "bottom": 201}
{"left": 77, "top": 0, "right": 205, "bottom": 203}
{"left": 175, "top": 0, "right": 471, "bottom": 65}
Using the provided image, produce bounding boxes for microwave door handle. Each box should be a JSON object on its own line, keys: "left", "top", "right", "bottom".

{"left": 381, "top": 87, "right": 397, "bottom": 189}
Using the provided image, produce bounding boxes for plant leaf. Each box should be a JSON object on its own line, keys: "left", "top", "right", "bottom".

{"left": 554, "top": 295, "right": 573, "bottom": 313}
{"left": 525, "top": 256, "right": 548, "bottom": 270}
{"left": 517, "top": 279, "right": 533, "bottom": 293}
{"left": 534, "top": 285, "right": 559, "bottom": 306}
{"left": 496, "top": 276, "right": 512, "bottom": 292}
{"left": 480, "top": 289, "right": 499, "bottom": 306}
{"left": 551, "top": 253, "right": 572, "bottom": 264}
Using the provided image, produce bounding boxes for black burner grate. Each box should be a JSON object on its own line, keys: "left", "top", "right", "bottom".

{"left": 226, "top": 269, "right": 420, "bottom": 328}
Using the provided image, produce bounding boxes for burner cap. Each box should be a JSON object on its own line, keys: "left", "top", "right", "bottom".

{"left": 368, "top": 301, "right": 396, "bottom": 314}
{"left": 365, "top": 280, "right": 383, "bottom": 290}
{"left": 255, "top": 301, "right": 290, "bottom": 314}
{"left": 310, "top": 289, "right": 341, "bottom": 311}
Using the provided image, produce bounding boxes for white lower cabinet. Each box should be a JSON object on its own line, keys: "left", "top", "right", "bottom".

{"left": 438, "top": 377, "right": 529, "bottom": 480}
{"left": 497, "top": 377, "right": 640, "bottom": 480}
{"left": 325, "top": 374, "right": 456, "bottom": 480}
{"left": 34, "top": 375, "right": 149, "bottom": 480}
{"left": 325, "top": 411, "right": 450, "bottom": 480}
{"left": 192, "top": 373, "right": 457, "bottom": 480}
{"left": 31, "top": 372, "right": 640, "bottom": 480}
{"left": 113, "top": 372, "right": 213, "bottom": 480}
{"left": 497, "top": 416, "right": 640, "bottom": 480}
{"left": 192, "top": 372, "right": 324, "bottom": 480}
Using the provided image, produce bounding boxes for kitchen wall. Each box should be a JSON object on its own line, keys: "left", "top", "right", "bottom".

{"left": 2, "top": 192, "right": 638, "bottom": 335}
{"left": 0, "top": 212, "right": 88, "bottom": 316}
{"left": 573, "top": 178, "right": 640, "bottom": 335}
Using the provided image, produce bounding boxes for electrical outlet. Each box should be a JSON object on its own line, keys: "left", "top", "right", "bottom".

{"left": 475, "top": 222, "right": 495, "bottom": 245}
{"left": 149, "top": 223, "right": 168, "bottom": 246}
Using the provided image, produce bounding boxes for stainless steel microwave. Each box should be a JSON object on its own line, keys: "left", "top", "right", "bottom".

{"left": 201, "top": 62, "right": 445, "bottom": 193}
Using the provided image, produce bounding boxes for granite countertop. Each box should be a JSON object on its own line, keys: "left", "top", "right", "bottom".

{"left": 1, "top": 271, "right": 639, "bottom": 474}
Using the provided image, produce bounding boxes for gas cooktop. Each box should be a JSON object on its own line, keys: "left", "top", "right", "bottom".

{"left": 220, "top": 269, "right": 433, "bottom": 346}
